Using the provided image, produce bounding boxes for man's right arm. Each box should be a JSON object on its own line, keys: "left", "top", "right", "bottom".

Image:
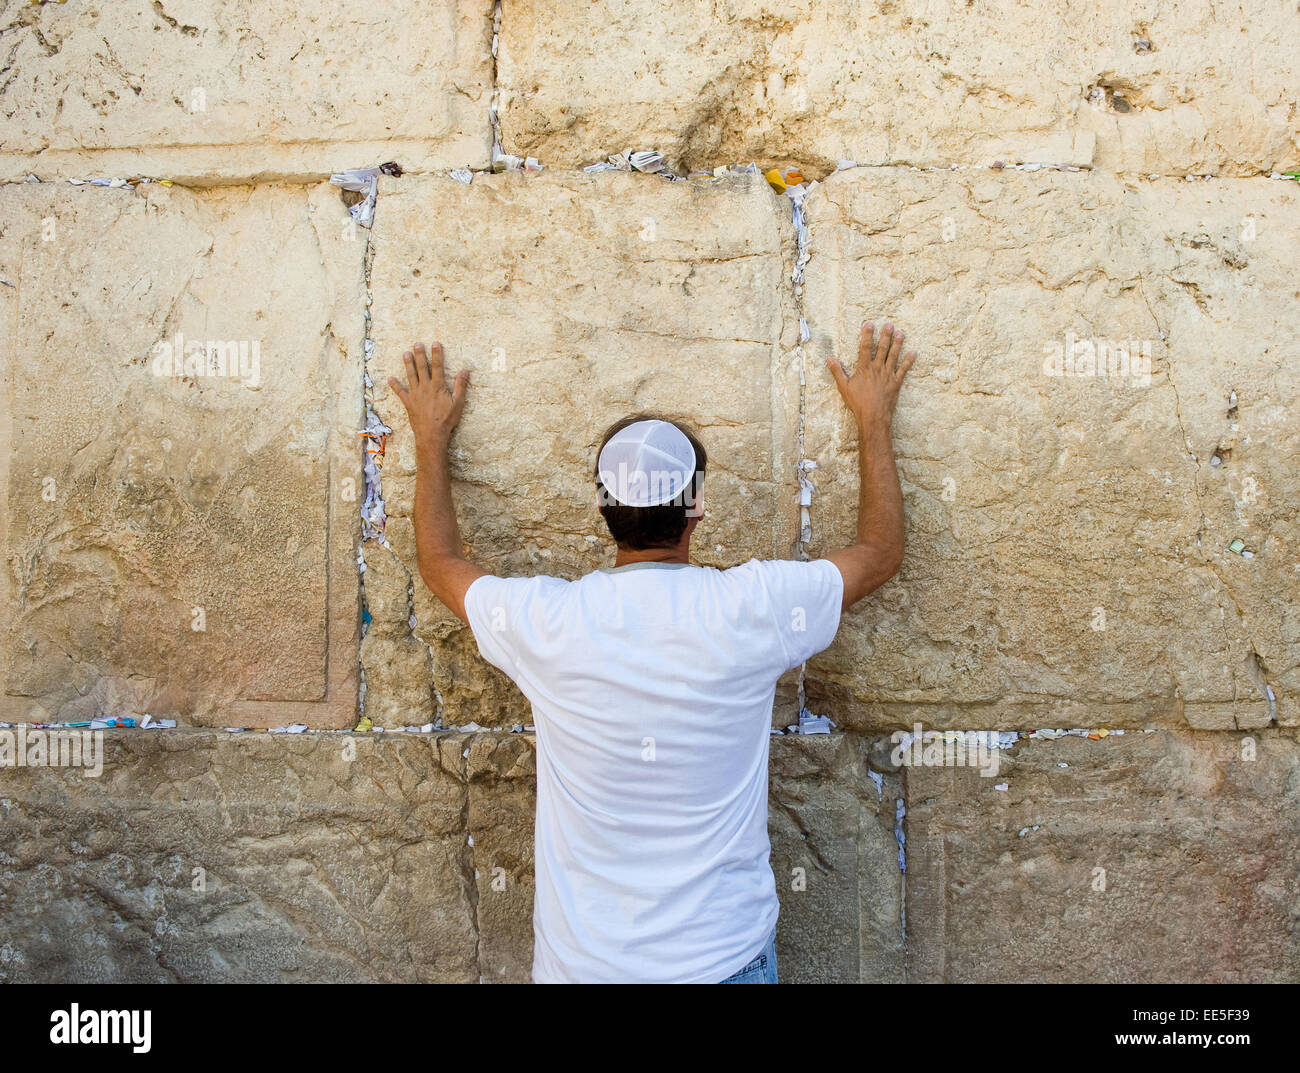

{"left": 824, "top": 321, "right": 917, "bottom": 612}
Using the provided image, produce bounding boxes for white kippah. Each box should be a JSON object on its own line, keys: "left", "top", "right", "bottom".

{"left": 597, "top": 419, "right": 697, "bottom": 508}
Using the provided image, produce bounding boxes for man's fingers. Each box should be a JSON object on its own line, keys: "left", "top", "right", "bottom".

{"left": 412, "top": 341, "right": 433, "bottom": 381}
{"left": 897, "top": 349, "right": 917, "bottom": 378}
{"left": 887, "top": 328, "right": 904, "bottom": 371}
{"left": 405, "top": 342, "right": 452, "bottom": 390}
{"left": 429, "top": 341, "right": 446, "bottom": 384}
{"left": 403, "top": 349, "right": 422, "bottom": 386}
{"left": 858, "top": 323, "right": 874, "bottom": 366}
{"left": 875, "top": 322, "right": 894, "bottom": 365}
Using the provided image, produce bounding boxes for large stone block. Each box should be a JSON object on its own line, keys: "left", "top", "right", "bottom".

{"left": 497, "top": 0, "right": 1299, "bottom": 177}
{"left": 904, "top": 729, "right": 1300, "bottom": 982}
{"left": 0, "top": 730, "right": 480, "bottom": 982}
{"left": 366, "top": 170, "right": 801, "bottom": 727}
{"left": 0, "top": 0, "right": 494, "bottom": 182}
{"left": 0, "top": 181, "right": 365, "bottom": 727}
{"left": 799, "top": 168, "right": 1299, "bottom": 730}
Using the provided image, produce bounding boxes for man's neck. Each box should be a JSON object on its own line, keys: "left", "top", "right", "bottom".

{"left": 613, "top": 544, "right": 691, "bottom": 567}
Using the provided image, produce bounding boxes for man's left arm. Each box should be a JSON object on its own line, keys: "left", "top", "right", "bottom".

{"left": 388, "top": 340, "right": 487, "bottom": 625}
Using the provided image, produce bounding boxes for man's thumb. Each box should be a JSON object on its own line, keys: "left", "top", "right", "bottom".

{"left": 387, "top": 376, "right": 410, "bottom": 408}
{"left": 452, "top": 368, "right": 469, "bottom": 404}
{"left": 826, "top": 356, "right": 850, "bottom": 394}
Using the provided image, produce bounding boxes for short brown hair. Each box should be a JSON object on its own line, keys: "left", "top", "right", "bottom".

{"left": 594, "top": 413, "right": 707, "bottom": 550}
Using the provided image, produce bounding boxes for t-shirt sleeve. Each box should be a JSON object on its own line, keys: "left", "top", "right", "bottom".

{"left": 749, "top": 558, "right": 845, "bottom": 669}
{"left": 462, "top": 573, "right": 559, "bottom": 681}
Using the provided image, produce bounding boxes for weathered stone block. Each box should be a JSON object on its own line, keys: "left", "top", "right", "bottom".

{"left": 466, "top": 732, "right": 537, "bottom": 982}
{"left": 799, "top": 168, "right": 1298, "bottom": 730}
{"left": 0, "top": 730, "right": 476, "bottom": 982}
{"left": 367, "top": 170, "right": 801, "bottom": 726}
{"left": 904, "top": 729, "right": 1300, "bottom": 982}
{"left": 497, "top": 0, "right": 1299, "bottom": 177}
{"left": 0, "top": 0, "right": 494, "bottom": 182}
{"left": 769, "top": 732, "right": 903, "bottom": 983}
{"left": 0, "top": 182, "right": 365, "bottom": 727}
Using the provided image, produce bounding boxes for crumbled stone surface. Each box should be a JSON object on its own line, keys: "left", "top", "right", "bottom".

{"left": 904, "top": 729, "right": 1300, "bottom": 982}
{"left": 498, "top": 1, "right": 1298, "bottom": 177}
{"left": 0, "top": 182, "right": 363, "bottom": 728}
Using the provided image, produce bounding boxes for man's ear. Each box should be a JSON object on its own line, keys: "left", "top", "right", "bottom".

{"left": 684, "top": 481, "right": 704, "bottom": 519}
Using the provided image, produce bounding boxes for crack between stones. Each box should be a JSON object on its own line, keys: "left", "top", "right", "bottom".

{"left": 786, "top": 178, "right": 816, "bottom": 733}
{"left": 1139, "top": 281, "right": 1233, "bottom": 689}
{"left": 355, "top": 220, "right": 377, "bottom": 725}
{"left": 1137, "top": 281, "right": 1275, "bottom": 722}
{"left": 455, "top": 738, "right": 483, "bottom": 981}
{"left": 1138, "top": 282, "right": 1205, "bottom": 537}
{"left": 352, "top": 201, "right": 440, "bottom": 728}
{"left": 488, "top": 0, "right": 503, "bottom": 167}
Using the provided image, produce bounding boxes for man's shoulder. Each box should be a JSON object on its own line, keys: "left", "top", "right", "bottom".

{"left": 727, "top": 557, "right": 845, "bottom": 605}
{"left": 724, "top": 557, "right": 838, "bottom": 578}
{"left": 469, "top": 572, "right": 572, "bottom": 594}
{"left": 464, "top": 571, "right": 572, "bottom": 614}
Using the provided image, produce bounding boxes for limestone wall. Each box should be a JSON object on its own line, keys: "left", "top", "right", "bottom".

{"left": 0, "top": 0, "right": 1296, "bottom": 981}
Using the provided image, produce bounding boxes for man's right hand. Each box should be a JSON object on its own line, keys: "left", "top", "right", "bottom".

{"left": 827, "top": 322, "right": 916, "bottom": 429}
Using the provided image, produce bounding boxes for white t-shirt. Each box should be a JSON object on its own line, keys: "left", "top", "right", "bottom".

{"left": 463, "top": 557, "right": 844, "bottom": 983}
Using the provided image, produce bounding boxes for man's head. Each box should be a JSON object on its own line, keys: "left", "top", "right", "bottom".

{"left": 594, "top": 414, "right": 707, "bottom": 551}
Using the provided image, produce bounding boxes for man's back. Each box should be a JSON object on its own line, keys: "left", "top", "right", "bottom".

{"left": 464, "top": 557, "right": 843, "bottom": 983}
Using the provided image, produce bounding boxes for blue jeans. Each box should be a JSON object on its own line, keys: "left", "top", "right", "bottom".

{"left": 718, "top": 926, "right": 778, "bottom": 984}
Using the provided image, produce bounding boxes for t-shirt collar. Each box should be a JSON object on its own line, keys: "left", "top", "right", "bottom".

{"left": 598, "top": 561, "right": 694, "bottom": 574}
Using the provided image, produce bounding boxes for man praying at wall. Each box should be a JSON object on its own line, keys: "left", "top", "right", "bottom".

{"left": 387, "top": 321, "right": 916, "bottom": 983}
